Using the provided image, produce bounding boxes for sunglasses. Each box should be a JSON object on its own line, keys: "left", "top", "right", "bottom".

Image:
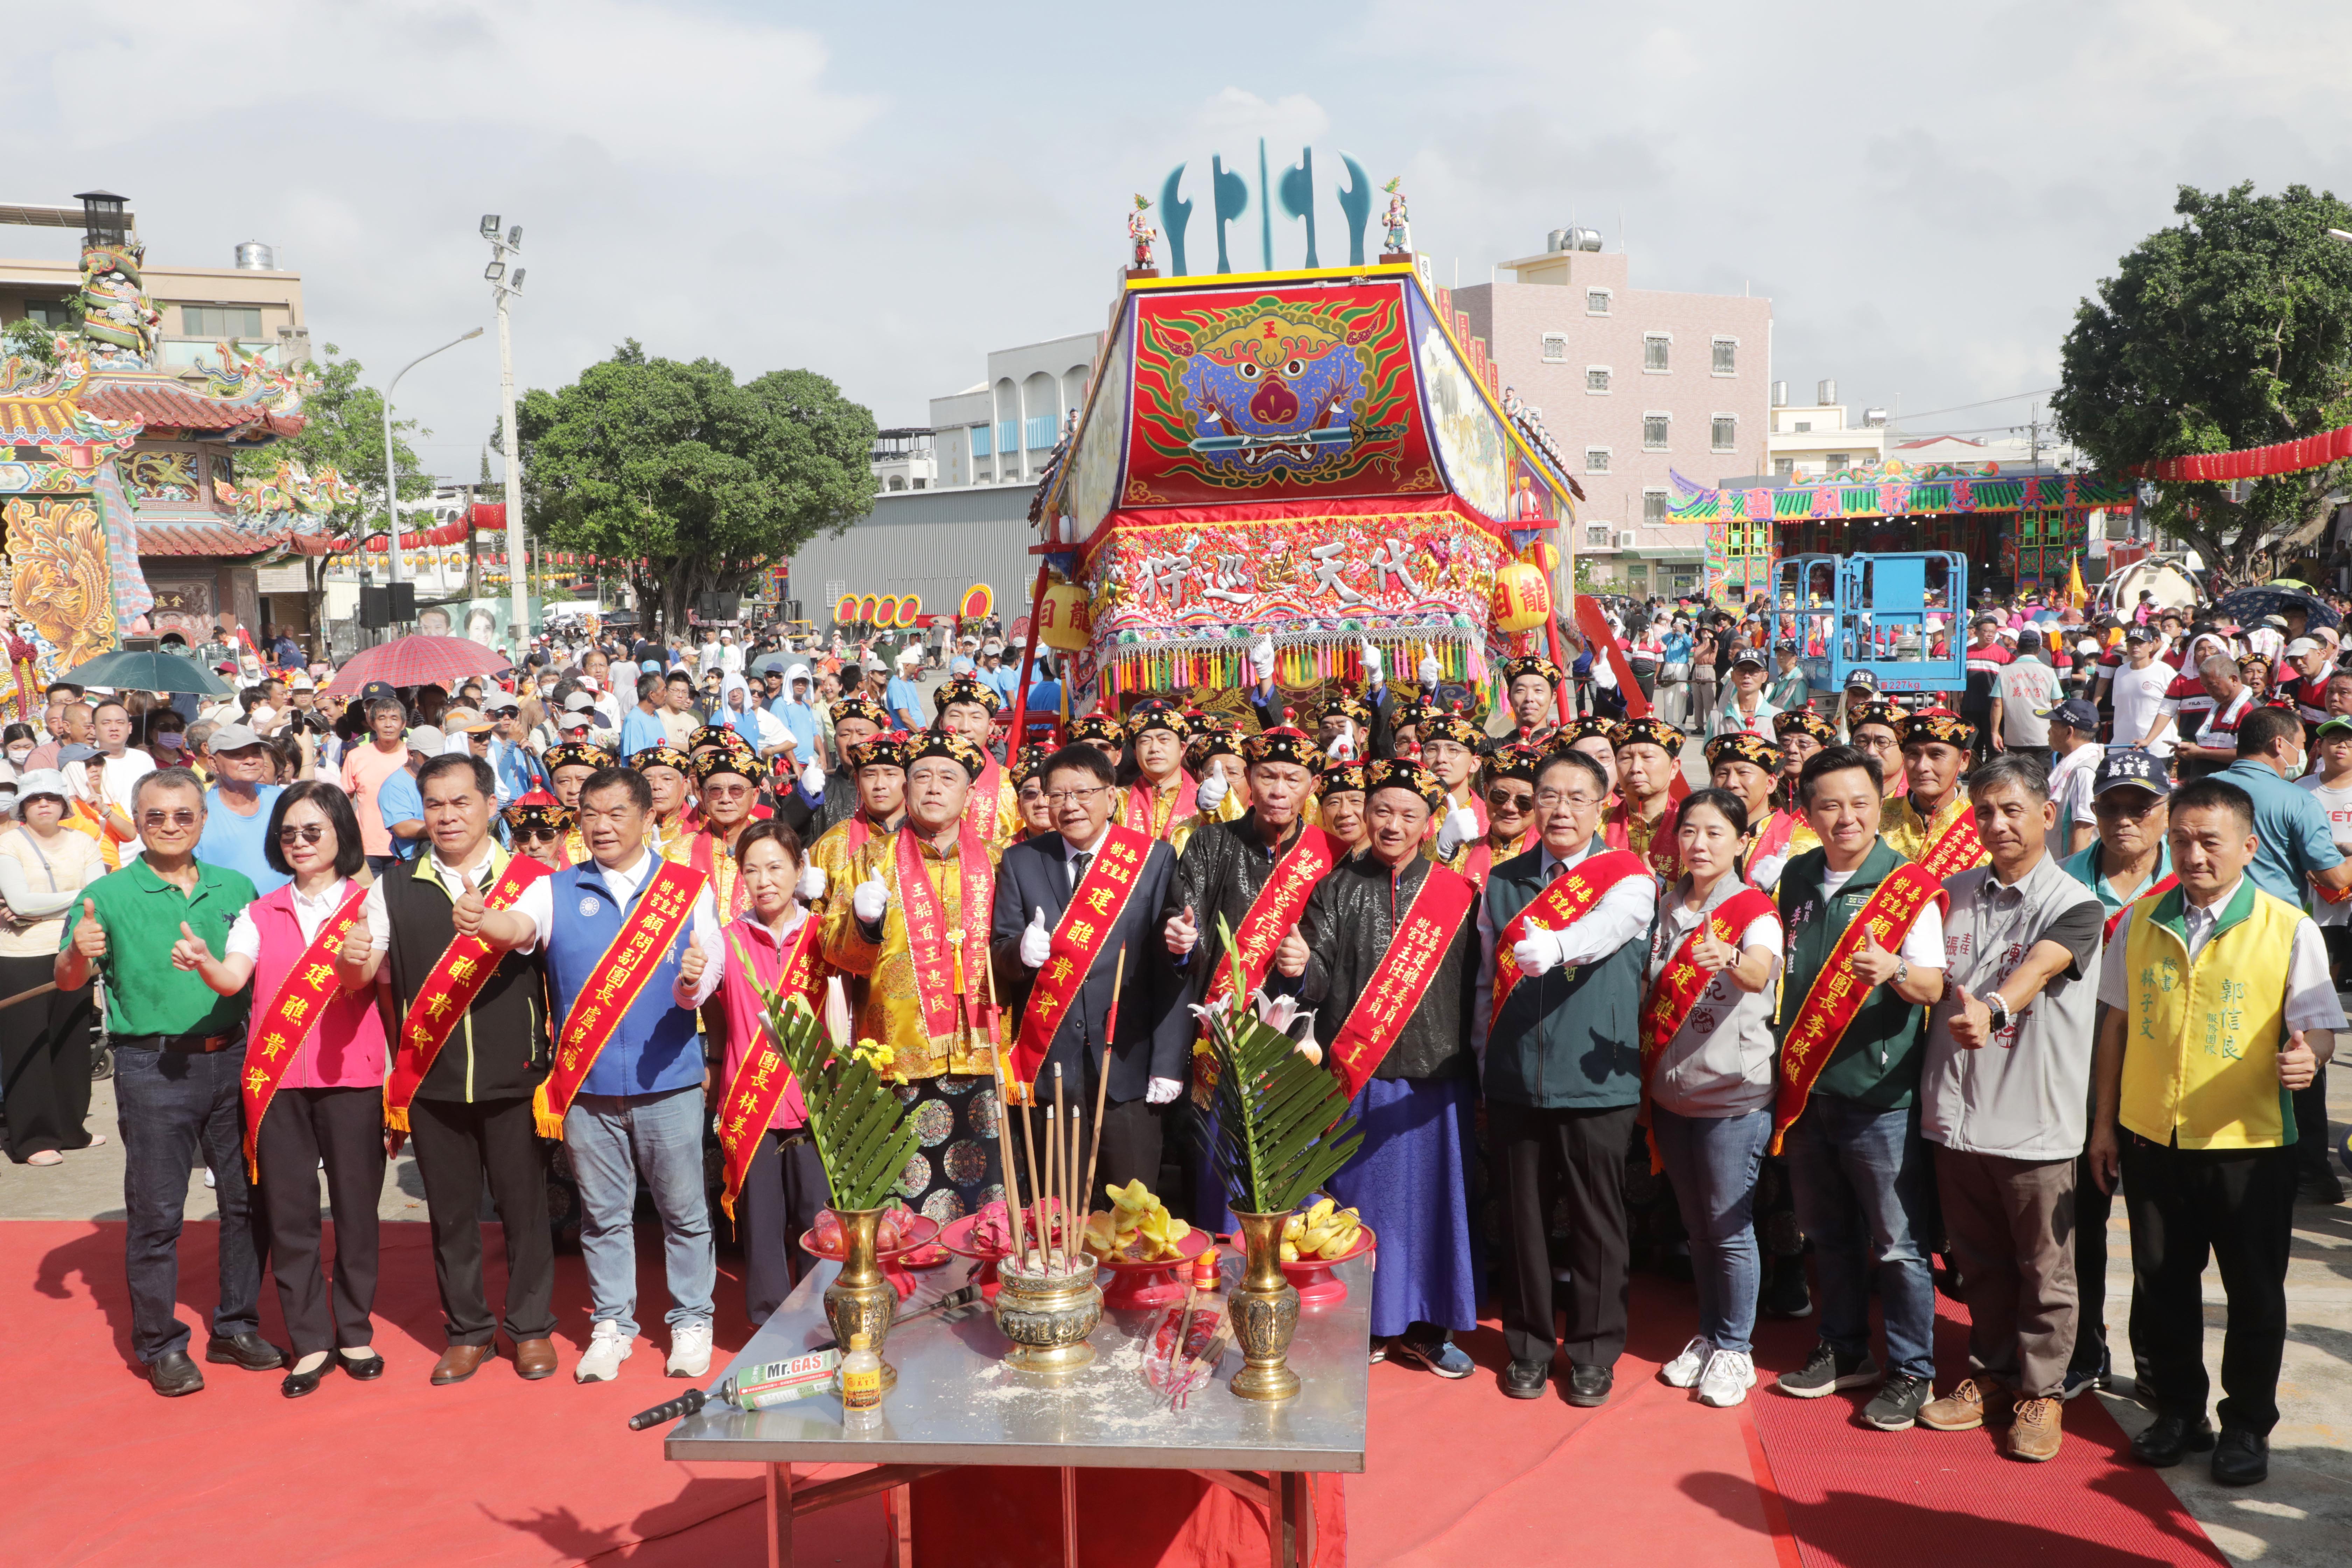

{"left": 140, "top": 809, "right": 200, "bottom": 829}
{"left": 516, "top": 827, "right": 560, "bottom": 843}
{"left": 276, "top": 823, "right": 330, "bottom": 846}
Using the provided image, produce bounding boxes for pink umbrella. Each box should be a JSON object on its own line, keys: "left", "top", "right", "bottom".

{"left": 321, "top": 635, "right": 513, "bottom": 698}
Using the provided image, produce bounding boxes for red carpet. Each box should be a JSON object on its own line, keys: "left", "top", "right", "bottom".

{"left": 0, "top": 1222, "right": 2224, "bottom": 1567}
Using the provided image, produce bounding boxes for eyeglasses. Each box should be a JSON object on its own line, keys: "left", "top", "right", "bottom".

{"left": 1486, "top": 788, "right": 1535, "bottom": 810}
{"left": 276, "top": 823, "right": 329, "bottom": 846}
{"left": 140, "top": 809, "right": 200, "bottom": 829}
{"left": 1044, "top": 786, "right": 1108, "bottom": 806}
{"left": 1534, "top": 789, "right": 1602, "bottom": 810}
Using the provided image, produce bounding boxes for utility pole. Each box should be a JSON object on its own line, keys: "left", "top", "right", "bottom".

{"left": 382, "top": 327, "right": 485, "bottom": 604}
{"left": 481, "top": 216, "right": 530, "bottom": 643}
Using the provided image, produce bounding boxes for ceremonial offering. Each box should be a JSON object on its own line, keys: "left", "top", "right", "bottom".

{"left": 993, "top": 1255, "right": 1102, "bottom": 1376}
{"left": 941, "top": 1199, "right": 1056, "bottom": 1303}
{"left": 1085, "top": 1178, "right": 1210, "bottom": 1310}
{"left": 1274, "top": 1201, "right": 1377, "bottom": 1309}
{"left": 800, "top": 1209, "right": 944, "bottom": 1304}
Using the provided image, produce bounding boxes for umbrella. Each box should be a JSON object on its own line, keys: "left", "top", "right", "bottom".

{"left": 2212, "top": 586, "right": 2341, "bottom": 634}
{"left": 321, "top": 635, "right": 514, "bottom": 698}
{"left": 58, "top": 649, "right": 234, "bottom": 697}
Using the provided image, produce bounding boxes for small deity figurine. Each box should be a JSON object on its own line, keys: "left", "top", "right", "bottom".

{"left": 1128, "top": 194, "right": 1158, "bottom": 271}
{"left": 1381, "top": 178, "right": 1412, "bottom": 255}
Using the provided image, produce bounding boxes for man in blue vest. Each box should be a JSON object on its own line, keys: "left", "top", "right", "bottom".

{"left": 513, "top": 765, "right": 726, "bottom": 1385}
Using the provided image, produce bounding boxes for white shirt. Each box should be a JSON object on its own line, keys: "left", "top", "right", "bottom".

{"left": 1058, "top": 823, "right": 1114, "bottom": 894}
{"left": 2050, "top": 743, "right": 2102, "bottom": 842}
{"left": 2109, "top": 658, "right": 2176, "bottom": 756}
{"left": 1820, "top": 862, "right": 1949, "bottom": 969}
{"left": 512, "top": 844, "right": 725, "bottom": 1009}
{"left": 361, "top": 845, "right": 512, "bottom": 954}
{"left": 719, "top": 642, "right": 745, "bottom": 676}
{"left": 227, "top": 876, "right": 358, "bottom": 960}
{"left": 1469, "top": 834, "right": 1660, "bottom": 1062}
{"left": 2097, "top": 876, "right": 2345, "bottom": 1033}
{"left": 72, "top": 747, "right": 156, "bottom": 852}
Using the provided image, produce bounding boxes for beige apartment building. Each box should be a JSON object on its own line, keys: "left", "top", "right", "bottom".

{"left": 1450, "top": 232, "right": 1772, "bottom": 598}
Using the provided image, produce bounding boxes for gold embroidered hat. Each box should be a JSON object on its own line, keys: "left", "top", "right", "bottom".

{"left": 1366, "top": 756, "right": 1449, "bottom": 811}
{"left": 1244, "top": 724, "right": 1317, "bottom": 768}
{"left": 1848, "top": 701, "right": 1907, "bottom": 736}
{"left": 1314, "top": 759, "right": 1368, "bottom": 798}
{"left": 1609, "top": 716, "right": 1685, "bottom": 756}
{"left": 1065, "top": 712, "right": 1125, "bottom": 746}
{"left": 847, "top": 732, "right": 911, "bottom": 771}
{"left": 1418, "top": 712, "right": 1484, "bottom": 749}
{"left": 831, "top": 694, "right": 892, "bottom": 729}
{"left": 503, "top": 790, "right": 573, "bottom": 837}
{"left": 1704, "top": 733, "right": 1780, "bottom": 773}
{"left": 694, "top": 746, "right": 760, "bottom": 787}
{"left": 933, "top": 676, "right": 1000, "bottom": 715}
{"left": 629, "top": 744, "right": 695, "bottom": 777}
{"left": 1124, "top": 698, "right": 1190, "bottom": 740}
{"left": 543, "top": 741, "right": 612, "bottom": 775}
{"left": 908, "top": 730, "right": 987, "bottom": 779}
{"left": 1185, "top": 724, "right": 1243, "bottom": 773}
{"left": 1902, "top": 707, "right": 1976, "bottom": 749}
{"left": 1773, "top": 710, "right": 1838, "bottom": 745}
{"left": 1502, "top": 654, "right": 1565, "bottom": 689}
{"left": 1486, "top": 741, "right": 1547, "bottom": 784}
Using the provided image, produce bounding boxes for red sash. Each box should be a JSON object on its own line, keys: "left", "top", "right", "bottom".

{"left": 964, "top": 758, "right": 1005, "bottom": 841}
{"left": 687, "top": 830, "right": 751, "bottom": 919}
{"left": 1914, "top": 803, "right": 1988, "bottom": 879}
{"left": 1191, "top": 824, "right": 1340, "bottom": 1096}
{"left": 1326, "top": 864, "right": 1478, "bottom": 1099}
{"left": 1013, "top": 823, "right": 1152, "bottom": 1086}
{"left": 1636, "top": 887, "right": 1779, "bottom": 1170}
{"left": 1488, "top": 848, "right": 1650, "bottom": 1035}
{"left": 534, "top": 858, "right": 710, "bottom": 1137}
{"left": 894, "top": 821, "right": 995, "bottom": 1045}
{"left": 240, "top": 885, "right": 369, "bottom": 1180}
{"left": 1461, "top": 828, "right": 1527, "bottom": 891}
{"left": 1122, "top": 774, "right": 1197, "bottom": 842}
{"left": 1770, "top": 862, "right": 1949, "bottom": 1153}
{"left": 383, "top": 854, "right": 552, "bottom": 1133}
{"left": 2105, "top": 875, "right": 2177, "bottom": 944}
{"left": 714, "top": 917, "right": 825, "bottom": 1218}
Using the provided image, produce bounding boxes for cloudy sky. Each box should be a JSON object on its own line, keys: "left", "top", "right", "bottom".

{"left": 20, "top": 1, "right": 2352, "bottom": 481}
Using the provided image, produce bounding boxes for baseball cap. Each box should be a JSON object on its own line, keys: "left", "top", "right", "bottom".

{"left": 2316, "top": 716, "right": 2352, "bottom": 741}
{"left": 562, "top": 691, "right": 599, "bottom": 713}
{"left": 2284, "top": 637, "right": 2324, "bottom": 658}
{"left": 1844, "top": 668, "right": 1879, "bottom": 691}
{"left": 559, "top": 709, "right": 596, "bottom": 732}
{"left": 56, "top": 743, "right": 97, "bottom": 766}
{"left": 640, "top": 659, "right": 663, "bottom": 673}
{"left": 2125, "top": 622, "right": 2161, "bottom": 643}
{"left": 359, "top": 680, "right": 398, "bottom": 703}
{"left": 2092, "top": 748, "right": 2171, "bottom": 798}
{"left": 2263, "top": 614, "right": 2290, "bottom": 629}
{"left": 1729, "top": 646, "right": 1768, "bottom": 669}
{"left": 290, "top": 674, "right": 315, "bottom": 691}
{"left": 864, "top": 655, "right": 888, "bottom": 673}
{"left": 2039, "top": 698, "right": 2099, "bottom": 730}
{"left": 406, "top": 725, "right": 445, "bottom": 754}
{"left": 443, "top": 708, "right": 493, "bottom": 734}
{"left": 209, "top": 723, "right": 266, "bottom": 754}
{"left": 486, "top": 695, "right": 520, "bottom": 715}
{"left": 2016, "top": 626, "right": 2043, "bottom": 648}
{"left": 1774, "top": 638, "right": 1798, "bottom": 654}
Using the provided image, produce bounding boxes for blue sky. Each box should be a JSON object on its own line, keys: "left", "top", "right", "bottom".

{"left": 18, "top": 0, "right": 2352, "bottom": 480}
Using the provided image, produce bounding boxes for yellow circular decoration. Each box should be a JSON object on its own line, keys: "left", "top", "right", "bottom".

{"left": 1492, "top": 560, "right": 1552, "bottom": 633}
{"left": 1036, "top": 579, "right": 1092, "bottom": 650}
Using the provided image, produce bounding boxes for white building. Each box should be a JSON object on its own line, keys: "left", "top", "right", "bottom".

{"left": 870, "top": 428, "right": 937, "bottom": 493}
{"left": 927, "top": 330, "right": 1104, "bottom": 489}
{"left": 1768, "top": 379, "right": 1886, "bottom": 479}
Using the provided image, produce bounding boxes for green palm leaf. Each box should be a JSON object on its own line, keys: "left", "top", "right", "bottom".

{"left": 1202, "top": 917, "right": 1361, "bottom": 1214}
{"left": 749, "top": 979, "right": 918, "bottom": 1212}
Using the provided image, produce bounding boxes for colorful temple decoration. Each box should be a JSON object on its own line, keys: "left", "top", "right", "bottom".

{"left": 1036, "top": 259, "right": 1580, "bottom": 709}
{"left": 0, "top": 238, "right": 350, "bottom": 700}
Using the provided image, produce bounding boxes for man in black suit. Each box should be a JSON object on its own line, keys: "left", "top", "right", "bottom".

{"left": 990, "top": 743, "right": 1189, "bottom": 1209}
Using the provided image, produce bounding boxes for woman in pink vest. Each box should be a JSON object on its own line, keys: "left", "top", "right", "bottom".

{"left": 713, "top": 818, "right": 827, "bottom": 1325}
{"left": 175, "top": 780, "right": 386, "bottom": 1398}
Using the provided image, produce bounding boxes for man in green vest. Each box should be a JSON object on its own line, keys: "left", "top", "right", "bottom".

{"left": 1770, "top": 746, "right": 1949, "bottom": 1432}
{"left": 2088, "top": 776, "right": 2343, "bottom": 1486}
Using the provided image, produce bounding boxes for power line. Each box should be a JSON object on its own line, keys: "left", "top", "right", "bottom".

{"left": 1890, "top": 386, "right": 2061, "bottom": 424}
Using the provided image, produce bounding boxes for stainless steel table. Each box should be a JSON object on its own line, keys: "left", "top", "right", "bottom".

{"left": 666, "top": 1251, "right": 1369, "bottom": 1567}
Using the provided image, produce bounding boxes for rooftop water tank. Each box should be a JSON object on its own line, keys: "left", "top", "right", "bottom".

{"left": 234, "top": 241, "right": 275, "bottom": 271}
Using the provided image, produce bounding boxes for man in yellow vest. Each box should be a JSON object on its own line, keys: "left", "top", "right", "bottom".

{"left": 2088, "top": 776, "right": 2343, "bottom": 1487}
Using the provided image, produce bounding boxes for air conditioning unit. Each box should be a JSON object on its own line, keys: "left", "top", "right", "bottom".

{"left": 1616, "top": 530, "right": 1639, "bottom": 549}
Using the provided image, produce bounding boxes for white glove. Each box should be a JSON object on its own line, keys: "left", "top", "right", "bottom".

{"left": 1361, "top": 639, "right": 1383, "bottom": 684}
{"left": 1250, "top": 634, "right": 1276, "bottom": 682}
{"left": 1418, "top": 653, "right": 1443, "bottom": 688}
{"left": 1512, "top": 920, "right": 1567, "bottom": 977}
{"left": 1019, "top": 907, "right": 1053, "bottom": 969}
{"left": 1435, "top": 803, "right": 1479, "bottom": 858}
{"left": 796, "top": 863, "right": 827, "bottom": 901}
{"left": 1196, "top": 770, "right": 1229, "bottom": 811}
{"left": 800, "top": 759, "right": 826, "bottom": 796}
{"left": 1146, "top": 1077, "right": 1183, "bottom": 1105}
{"left": 1326, "top": 722, "right": 1357, "bottom": 763}
{"left": 852, "top": 869, "right": 890, "bottom": 925}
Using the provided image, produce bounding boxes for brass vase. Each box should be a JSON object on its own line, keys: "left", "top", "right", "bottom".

{"left": 821, "top": 1207, "right": 898, "bottom": 1390}
{"left": 1227, "top": 1209, "right": 1301, "bottom": 1402}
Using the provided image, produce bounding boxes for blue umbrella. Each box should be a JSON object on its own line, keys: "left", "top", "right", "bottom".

{"left": 57, "top": 648, "right": 235, "bottom": 696}
{"left": 2212, "top": 586, "right": 2340, "bottom": 633}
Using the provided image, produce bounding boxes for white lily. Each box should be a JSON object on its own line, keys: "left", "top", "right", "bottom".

{"left": 1252, "top": 989, "right": 1324, "bottom": 1065}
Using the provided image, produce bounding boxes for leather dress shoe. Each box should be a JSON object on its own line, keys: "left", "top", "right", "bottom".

{"left": 205, "top": 1331, "right": 285, "bottom": 1371}
{"left": 2211, "top": 1426, "right": 2270, "bottom": 1486}
{"left": 148, "top": 1350, "right": 204, "bottom": 1398}
{"left": 1565, "top": 1364, "right": 1615, "bottom": 1408}
{"left": 514, "top": 1338, "right": 558, "bottom": 1380}
{"left": 432, "top": 1343, "right": 492, "bottom": 1385}
{"left": 1499, "top": 1359, "right": 1550, "bottom": 1400}
{"left": 282, "top": 1358, "right": 331, "bottom": 1399}
{"left": 339, "top": 1349, "right": 386, "bottom": 1381}
{"left": 2130, "top": 1412, "right": 2217, "bottom": 1467}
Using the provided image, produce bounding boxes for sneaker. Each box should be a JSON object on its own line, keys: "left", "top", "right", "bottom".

{"left": 2007, "top": 1396, "right": 2063, "bottom": 1462}
{"left": 1861, "top": 1372, "right": 1935, "bottom": 1432}
{"left": 666, "top": 1321, "right": 713, "bottom": 1379}
{"left": 1698, "top": 1349, "right": 1757, "bottom": 1408}
{"left": 1389, "top": 1335, "right": 1475, "bottom": 1380}
{"left": 1761, "top": 1255, "right": 1812, "bottom": 1320}
{"left": 1660, "top": 1336, "right": 1714, "bottom": 1389}
{"left": 1919, "top": 1377, "right": 2007, "bottom": 1432}
{"left": 2058, "top": 1366, "right": 2102, "bottom": 1402}
{"left": 1777, "top": 1341, "right": 1879, "bottom": 1398}
{"left": 575, "top": 1321, "right": 634, "bottom": 1383}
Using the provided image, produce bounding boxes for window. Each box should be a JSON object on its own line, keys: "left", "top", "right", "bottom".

{"left": 1642, "top": 413, "right": 1670, "bottom": 451}
{"left": 912, "top": 477, "right": 927, "bottom": 490}
{"left": 178, "top": 304, "right": 263, "bottom": 338}
{"left": 1586, "top": 289, "right": 1611, "bottom": 316}
{"left": 1643, "top": 334, "right": 1671, "bottom": 372}
{"left": 996, "top": 420, "right": 1018, "bottom": 454}
{"left": 1773, "top": 457, "right": 1795, "bottom": 478}
{"left": 1711, "top": 415, "right": 1738, "bottom": 453}
{"left": 971, "top": 424, "right": 992, "bottom": 457}
{"left": 1643, "top": 488, "right": 1668, "bottom": 525}
{"left": 888, "top": 476, "right": 906, "bottom": 491}
{"left": 1827, "top": 453, "right": 1851, "bottom": 471}
{"left": 1585, "top": 522, "right": 1615, "bottom": 549}
{"left": 1541, "top": 333, "right": 1568, "bottom": 363}
{"left": 1585, "top": 366, "right": 1611, "bottom": 394}
{"left": 1712, "top": 337, "right": 1737, "bottom": 376}
{"left": 1792, "top": 420, "right": 1812, "bottom": 433}
{"left": 22, "top": 297, "right": 72, "bottom": 328}
{"left": 1584, "top": 447, "right": 1611, "bottom": 475}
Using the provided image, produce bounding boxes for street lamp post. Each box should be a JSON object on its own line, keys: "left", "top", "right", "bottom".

{"left": 382, "top": 327, "right": 485, "bottom": 606}
{"left": 481, "top": 216, "right": 530, "bottom": 641}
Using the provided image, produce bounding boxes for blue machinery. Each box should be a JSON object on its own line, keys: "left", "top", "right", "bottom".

{"left": 1769, "top": 552, "right": 1967, "bottom": 695}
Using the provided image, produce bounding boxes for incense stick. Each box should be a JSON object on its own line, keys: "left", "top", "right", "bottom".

{"left": 980, "top": 968, "right": 1027, "bottom": 1266}
{"left": 1082, "top": 947, "right": 1125, "bottom": 1226}
{"left": 990, "top": 956, "right": 1047, "bottom": 1272}
{"left": 1046, "top": 1101, "right": 1061, "bottom": 1270}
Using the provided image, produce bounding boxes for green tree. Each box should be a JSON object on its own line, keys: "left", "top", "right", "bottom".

{"left": 512, "top": 341, "right": 878, "bottom": 633}
{"left": 2054, "top": 182, "right": 2352, "bottom": 578}
{"left": 1, "top": 318, "right": 60, "bottom": 371}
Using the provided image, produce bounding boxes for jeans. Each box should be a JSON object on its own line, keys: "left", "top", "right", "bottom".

{"left": 114, "top": 1042, "right": 265, "bottom": 1363}
{"left": 1651, "top": 1106, "right": 1771, "bottom": 1354}
{"left": 566, "top": 1084, "right": 715, "bottom": 1339}
{"left": 1784, "top": 1094, "right": 1937, "bottom": 1379}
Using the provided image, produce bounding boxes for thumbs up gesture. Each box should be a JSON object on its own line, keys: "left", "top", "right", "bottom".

{"left": 450, "top": 883, "right": 488, "bottom": 938}
{"left": 1020, "top": 907, "right": 1053, "bottom": 969}
{"left": 1848, "top": 933, "right": 1902, "bottom": 986}
{"left": 1436, "top": 802, "right": 1480, "bottom": 859}
{"left": 170, "top": 920, "right": 213, "bottom": 973}
{"left": 1274, "top": 926, "right": 1310, "bottom": 979}
{"left": 335, "top": 920, "right": 374, "bottom": 972}
{"left": 72, "top": 898, "right": 105, "bottom": 960}
{"left": 2279, "top": 1028, "right": 2322, "bottom": 1091}
{"left": 1512, "top": 917, "right": 1564, "bottom": 977}
{"left": 852, "top": 868, "right": 891, "bottom": 925}
{"left": 678, "top": 942, "right": 708, "bottom": 989}
{"left": 1195, "top": 768, "right": 1230, "bottom": 812}
{"left": 795, "top": 862, "right": 827, "bottom": 902}
{"left": 1688, "top": 926, "right": 1738, "bottom": 975}
{"left": 1361, "top": 638, "right": 1384, "bottom": 685}
{"left": 1164, "top": 901, "right": 1199, "bottom": 957}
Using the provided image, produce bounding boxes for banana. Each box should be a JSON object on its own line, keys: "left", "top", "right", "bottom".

{"left": 1298, "top": 1223, "right": 1334, "bottom": 1254}
{"left": 1282, "top": 1213, "right": 1305, "bottom": 1242}
{"left": 1280, "top": 1240, "right": 1299, "bottom": 1264}
{"left": 1306, "top": 1197, "right": 1336, "bottom": 1227}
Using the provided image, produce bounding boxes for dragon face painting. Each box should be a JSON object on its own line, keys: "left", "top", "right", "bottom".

{"left": 1167, "top": 303, "right": 1375, "bottom": 479}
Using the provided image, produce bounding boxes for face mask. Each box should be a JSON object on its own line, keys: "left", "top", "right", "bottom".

{"left": 5, "top": 747, "right": 28, "bottom": 764}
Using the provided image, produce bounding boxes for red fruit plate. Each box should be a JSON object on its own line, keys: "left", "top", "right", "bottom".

{"left": 1281, "top": 1223, "right": 1375, "bottom": 1308}
{"left": 938, "top": 1212, "right": 1016, "bottom": 1303}
{"left": 1088, "top": 1226, "right": 1214, "bottom": 1309}
{"left": 799, "top": 1213, "right": 945, "bottom": 1301}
